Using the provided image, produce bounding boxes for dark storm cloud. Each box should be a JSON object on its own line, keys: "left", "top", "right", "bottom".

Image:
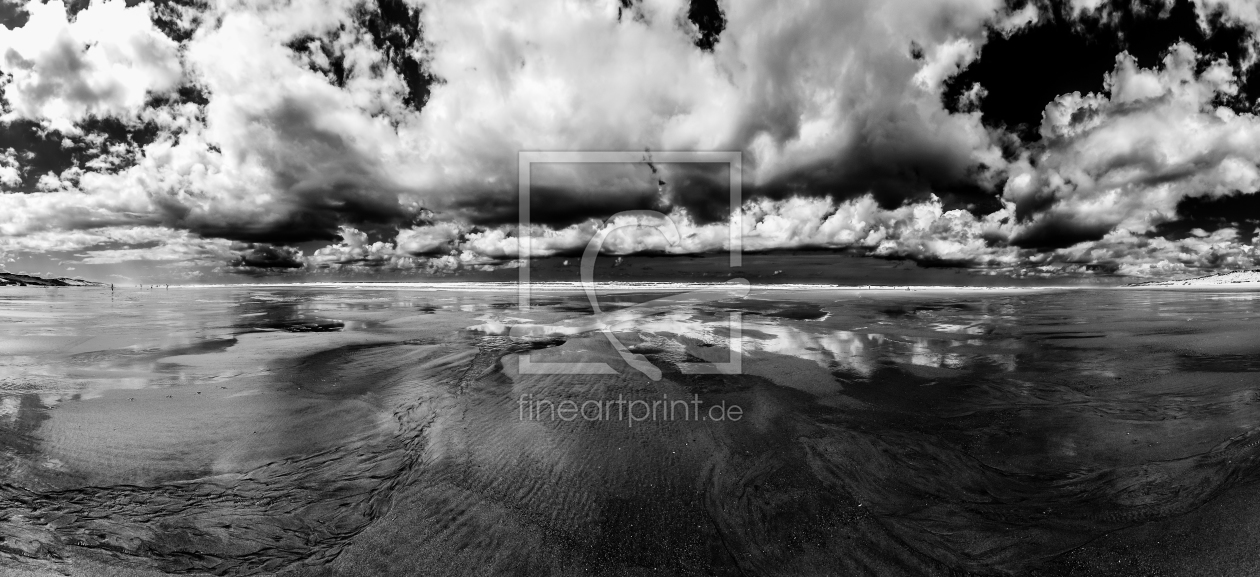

{"left": 229, "top": 243, "right": 304, "bottom": 269}
{"left": 1009, "top": 214, "right": 1113, "bottom": 249}
{"left": 153, "top": 96, "right": 415, "bottom": 244}
{"left": 663, "top": 122, "right": 1004, "bottom": 226}
{"left": 184, "top": 180, "right": 406, "bottom": 245}
{"left": 459, "top": 183, "right": 663, "bottom": 228}
{"left": 749, "top": 135, "right": 1001, "bottom": 217}
{"left": 657, "top": 163, "right": 731, "bottom": 224}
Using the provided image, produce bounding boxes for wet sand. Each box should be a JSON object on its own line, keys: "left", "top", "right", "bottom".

{"left": 1, "top": 286, "right": 1260, "bottom": 575}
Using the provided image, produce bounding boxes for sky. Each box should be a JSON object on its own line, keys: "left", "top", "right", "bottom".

{"left": 1, "top": 0, "right": 1260, "bottom": 283}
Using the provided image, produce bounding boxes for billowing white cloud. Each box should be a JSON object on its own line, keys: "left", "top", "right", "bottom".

{"left": 157, "top": 0, "right": 1007, "bottom": 226}
{"left": 0, "top": 186, "right": 152, "bottom": 236}
{"left": 307, "top": 225, "right": 396, "bottom": 267}
{"left": 1051, "top": 227, "right": 1259, "bottom": 276}
{"left": 1008, "top": 43, "right": 1260, "bottom": 241}
{"left": 996, "top": 2, "right": 1040, "bottom": 33}
{"left": 396, "top": 222, "right": 460, "bottom": 255}
{"left": 0, "top": 148, "right": 21, "bottom": 188}
{"left": 1200, "top": 0, "right": 1260, "bottom": 27}
{"left": 10, "top": 0, "right": 1008, "bottom": 262}
{"left": 914, "top": 38, "right": 980, "bottom": 94}
{"left": 390, "top": 194, "right": 1019, "bottom": 267}
{"left": 0, "top": 0, "right": 183, "bottom": 131}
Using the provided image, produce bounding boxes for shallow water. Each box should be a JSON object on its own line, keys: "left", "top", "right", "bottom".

{"left": 1, "top": 285, "right": 1259, "bottom": 575}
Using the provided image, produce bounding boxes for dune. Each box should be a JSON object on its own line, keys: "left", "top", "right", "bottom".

{"left": 1127, "top": 269, "right": 1260, "bottom": 287}
{"left": 0, "top": 273, "right": 104, "bottom": 287}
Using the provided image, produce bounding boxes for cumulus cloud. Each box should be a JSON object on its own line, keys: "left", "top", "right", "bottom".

{"left": 361, "top": 0, "right": 1008, "bottom": 221}
{"left": 229, "top": 243, "right": 304, "bottom": 269}
{"left": 287, "top": 224, "right": 493, "bottom": 274}
{"left": 4, "top": 0, "right": 1011, "bottom": 252}
{"left": 307, "top": 225, "right": 397, "bottom": 267}
{"left": 0, "top": 147, "right": 21, "bottom": 188}
{"left": 403, "top": 194, "right": 1019, "bottom": 268}
{"left": 395, "top": 222, "right": 460, "bottom": 255}
{"left": 1199, "top": 0, "right": 1260, "bottom": 27}
{"left": 914, "top": 38, "right": 981, "bottom": 94}
{"left": 2, "top": 0, "right": 1260, "bottom": 280}
{"left": 1047, "top": 226, "right": 1259, "bottom": 276}
{"left": 1006, "top": 43, "right": 1260, "bottom": 248}
{"left": 0, "top": 0, "right": 183, "bottom": 132}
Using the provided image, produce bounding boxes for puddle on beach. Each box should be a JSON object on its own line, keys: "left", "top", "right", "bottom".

{"left": 1, "top": 286, "right": 1260, "bottom": 575}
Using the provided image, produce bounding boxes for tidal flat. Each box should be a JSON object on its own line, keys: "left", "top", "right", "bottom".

{"left": 1, "top": 285, "right": 1259, "bottom": 576}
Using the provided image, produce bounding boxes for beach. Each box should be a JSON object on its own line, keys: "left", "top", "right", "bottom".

{"left": 1, "top": 284, "right": 1259, "bottom": 576}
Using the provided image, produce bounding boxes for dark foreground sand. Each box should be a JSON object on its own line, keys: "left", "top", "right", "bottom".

{"left": 2, "top": 286, "right": 1260, "bottom": 576}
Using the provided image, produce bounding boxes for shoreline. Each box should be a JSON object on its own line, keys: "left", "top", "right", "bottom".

{"left": 19, "top": 279, "right": 1260, "bottom": 292}
{"left": 165, "top": 281, "right": 1089, "bottom": 292}
{"left": 157, "top": 280, "right": 1258, "bottom": 291}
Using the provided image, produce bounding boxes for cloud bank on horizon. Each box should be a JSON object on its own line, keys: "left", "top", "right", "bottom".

{"left": 1, "top": 0, "right": 1259, "bottom": 281}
